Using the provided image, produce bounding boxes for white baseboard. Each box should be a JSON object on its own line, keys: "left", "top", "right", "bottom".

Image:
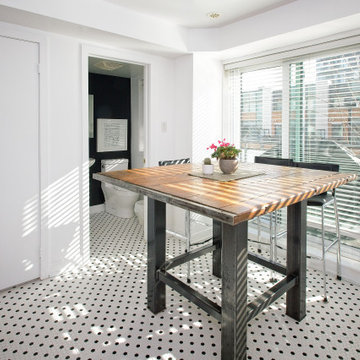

{"left": 90, "top": 204, "right": 105, "bottom": 215}
{"left": 248, "top": 230, "right": 360, "bottom": 286}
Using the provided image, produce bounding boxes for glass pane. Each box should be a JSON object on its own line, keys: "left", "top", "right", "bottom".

{"left": 239, "top": 66, "right": 283, "bottom": 161}
{"left": 289, "top": 50, "right": 360, "bottom": 245}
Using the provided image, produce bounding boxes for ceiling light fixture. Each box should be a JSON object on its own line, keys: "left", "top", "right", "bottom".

{"left": 94, "top": 60, "right": 124, "bottom": 71}
{"left": 207, "top": 12, "right": 220, "bottom": 19}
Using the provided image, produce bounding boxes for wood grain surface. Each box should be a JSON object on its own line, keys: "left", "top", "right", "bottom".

{"left": 93, "top": 163, "right": 357, "bottom": 225}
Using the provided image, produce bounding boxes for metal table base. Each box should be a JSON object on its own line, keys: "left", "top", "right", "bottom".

{"left": 147, "top": 198, "right": 307, "bottom": 360}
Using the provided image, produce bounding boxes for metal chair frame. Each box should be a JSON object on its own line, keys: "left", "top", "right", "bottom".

{"left": 294, "top": 161, "right": 342, "bottom": 302}
{"left": 159, "top": 158, "right": 208, "bottom": 283}
{"left": 253, "top": 156, "right": 294, "bottom": 282}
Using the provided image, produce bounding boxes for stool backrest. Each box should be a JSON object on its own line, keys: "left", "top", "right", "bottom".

{"left": 293, "top": 162, "right": 339, "bottom": 172}
{"left": 158, "top": 158, "right": 190, "bottom": 167}
{"left": 254, "top": 156, "right": 293, "bottom": 167}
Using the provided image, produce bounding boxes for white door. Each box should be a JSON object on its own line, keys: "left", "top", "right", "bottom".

{"left": 0, "top": 35, "right": 40, "bottom": 290}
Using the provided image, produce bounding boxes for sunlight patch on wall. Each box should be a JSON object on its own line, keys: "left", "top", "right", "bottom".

{"left": 40, "top": 165, "right": 90, "bottom": 276}
{"left": 42, "top": 168, "right": 80, "bottom": 228}
{"left": 22, "top": 194, "right": 38, "bottom": 237}
{"left": 22, "top": 259, "right": 34, "bottom": 271}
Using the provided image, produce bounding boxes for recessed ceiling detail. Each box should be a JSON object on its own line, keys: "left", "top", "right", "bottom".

{"left": 207, "top": 12, "right": 220, "bottom": 20}
{"left": 94, "top": 60, "right": 124, "bottom": 71}
{"left": 89, "top": 57, "right": 144, "bottom": 78}
{"left": 105, "top": 0, "right": 295, "bottom": 28}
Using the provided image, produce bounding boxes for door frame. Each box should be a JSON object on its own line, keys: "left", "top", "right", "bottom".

{"left": 0, "top": 24, "right": 49, "bottom": 280}
{"left": 81, "top": 44, "right": 150, "bottom": 244}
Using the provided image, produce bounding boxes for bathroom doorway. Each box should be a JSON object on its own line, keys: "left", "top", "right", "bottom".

{"left": 84, "top": 52, "right": 147, "bottom": 254}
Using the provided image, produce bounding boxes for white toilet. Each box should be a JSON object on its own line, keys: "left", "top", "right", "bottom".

{"left": 101, "top": 159, "right": 139, "bottom": 218}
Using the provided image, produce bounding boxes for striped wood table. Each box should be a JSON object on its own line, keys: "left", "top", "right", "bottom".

{"left": 94, "top": 162, "right": 356, "bottom": 360}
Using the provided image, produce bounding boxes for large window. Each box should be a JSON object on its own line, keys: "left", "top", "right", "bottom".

{"left": 228, "top": 47, "right": 360, "bottom": 249}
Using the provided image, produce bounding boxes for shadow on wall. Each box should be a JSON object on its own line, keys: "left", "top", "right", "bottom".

{"left": 39, "top": 163, "right": 90, "bottom": 276}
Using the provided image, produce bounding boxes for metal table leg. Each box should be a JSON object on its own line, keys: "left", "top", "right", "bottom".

{"left": 286, "top": 200, "right": 307, "bottom": 321}
{"left": 212, "top": 219, "right": 222, "bottom": 278}
{"left": 147, "top": 198, "right": 166, "bottom": 314}
{"left": 221, "top": 221, "right": 248, "bottom": 360}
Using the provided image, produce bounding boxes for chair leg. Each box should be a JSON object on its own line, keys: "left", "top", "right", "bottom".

{"left": 185, "top": 210, "right": 191, "bottom": 283}
{"left": 333, "top": 195, "right": 342, "bottom": 281}
{"left": 269, "top": 212, "right": 277, "bottom": 283}
{"left": 321, "top": 206, "right": 328, "bottom": 302}
{"left": 257, "top": 216, "right": 261, "bottom": 253}
{"left": 274, "top": 211, "right": 278, "bottom": 263}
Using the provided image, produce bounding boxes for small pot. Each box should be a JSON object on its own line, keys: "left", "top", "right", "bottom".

{"left": 202, "top": 164, "right": 214, "bottom": 175}
{"left": 219, "top": 158, "right": 238, "bottom": 174}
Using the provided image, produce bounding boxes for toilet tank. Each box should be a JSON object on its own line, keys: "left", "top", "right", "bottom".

{"left": 101, "top": 158, "right": 129, "bottom": 172}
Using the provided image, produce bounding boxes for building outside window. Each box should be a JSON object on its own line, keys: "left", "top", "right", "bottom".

{"left": 227, "top": 47, "right": 360, "bottom": 252}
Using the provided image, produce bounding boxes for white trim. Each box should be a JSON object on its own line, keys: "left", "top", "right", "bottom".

{"left": 281, "top": 63, "right": 289, "bottom": 158}
{"left": 38, "top": 35, "right": 49, "bottom": 280}
{"left": 80, "top": 46, "right": 91, "bottom": 267}
{"left": 224, "top": 30, "right": 360, "bottom": 70}
{"left": 0, "top": 24, "right": 49, "bottom": 280}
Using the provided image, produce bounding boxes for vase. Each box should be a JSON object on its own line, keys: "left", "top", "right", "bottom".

{"left": 202, "top": 164, "right": 214, "bottom": 175}
{"left": 219, "top": 158, "right": 238, "bottom": 174}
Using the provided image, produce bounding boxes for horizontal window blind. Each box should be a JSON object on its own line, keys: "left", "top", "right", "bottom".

{"left": 229, "top": 66, "right": 283, "bottom": 162}
{"left": 227, "top": 46, "right": 360, "bottom": 246}
{"left": 288, "top": 50, "right": 360, "bottom": 234}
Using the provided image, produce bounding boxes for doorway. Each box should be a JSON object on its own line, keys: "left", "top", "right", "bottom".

{"left": 85, "top": 54, "right": 146, "bottom": 251}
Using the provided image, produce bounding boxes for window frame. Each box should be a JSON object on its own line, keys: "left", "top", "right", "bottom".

{"left": 224, "top": 44, "right": 360, "bottom": 243}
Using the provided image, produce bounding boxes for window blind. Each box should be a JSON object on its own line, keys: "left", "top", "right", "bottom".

{"left": 288, "top": 50, "right": 360, "bottom": 234}
{"left": 229, "top": 66, "right": 283, "bottom": 162}
{"left": 227, "top": 46, "right": 360, "bottom": 244}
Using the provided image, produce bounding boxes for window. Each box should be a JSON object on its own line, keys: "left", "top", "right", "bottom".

{"left": 227, "top": 47, "right": 360, "bottom": 249}
{"left": 235, "top": 66, "right": 283, "bottom": 161}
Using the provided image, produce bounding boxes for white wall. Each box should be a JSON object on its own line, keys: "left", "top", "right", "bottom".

{"left": 168, "top": 53, "right": 223, "bottom": 238}
{"left": 174, "top": 54, "right": 193, "bottom": 159}
{"left": 45, "top": 34, "right": 86, "bottom": 276}
{"left": 0, "top": 20, "right": 179, "bottom": 278}
{"left": 192, "top": 53, "right": 223, "bottom": 163}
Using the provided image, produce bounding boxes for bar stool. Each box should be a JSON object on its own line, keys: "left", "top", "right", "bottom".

{"left": 158, "top": 158, "right": 193, "bottom": 283}
{"left": 294, "top": 161, "right": 341, "bottom": 302}
{"left": 254, "top": 156, "right": 294, "bottom": 282}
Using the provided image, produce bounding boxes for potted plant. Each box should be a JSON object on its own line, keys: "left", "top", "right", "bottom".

{"left": 207, "top": 139, "right": 241, "bottom": 174}
{"left": 202, "top": 157, "right": 214, "bottom": 175}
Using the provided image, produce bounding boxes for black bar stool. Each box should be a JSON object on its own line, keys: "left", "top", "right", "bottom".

{"left": 294, "top": 161, "right": 341, "bottom": 302}
{"left": 254, "top": 156, "right": 294, "bottom": 282}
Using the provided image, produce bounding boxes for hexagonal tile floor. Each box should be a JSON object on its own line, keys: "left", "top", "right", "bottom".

{"left": 0, "top": 212, "right": 359, "bottom": 359}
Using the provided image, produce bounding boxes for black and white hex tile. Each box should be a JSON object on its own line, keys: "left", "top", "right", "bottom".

{"left": 0, "top": 212, "right": 359, "bottom": 359}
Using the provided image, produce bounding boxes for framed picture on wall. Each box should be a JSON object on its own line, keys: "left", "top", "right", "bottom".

{"left": 97, "top": 118, "right": 128, "bottom": 152}
{"left": 89, "top": 94, "right": 94, "bottom": 138}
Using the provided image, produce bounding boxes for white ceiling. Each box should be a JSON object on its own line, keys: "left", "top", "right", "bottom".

{"left": 105, "top": 0, "right": 295, "bottom": 28}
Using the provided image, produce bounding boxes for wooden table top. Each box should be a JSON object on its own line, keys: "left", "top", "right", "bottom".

{"left": 93, "top": 163, "right": 357, "bottom": 225}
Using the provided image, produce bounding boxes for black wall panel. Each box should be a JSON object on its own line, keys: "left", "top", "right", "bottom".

{"left": 89, "top": 73, "right": 131, "bottom": 206}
